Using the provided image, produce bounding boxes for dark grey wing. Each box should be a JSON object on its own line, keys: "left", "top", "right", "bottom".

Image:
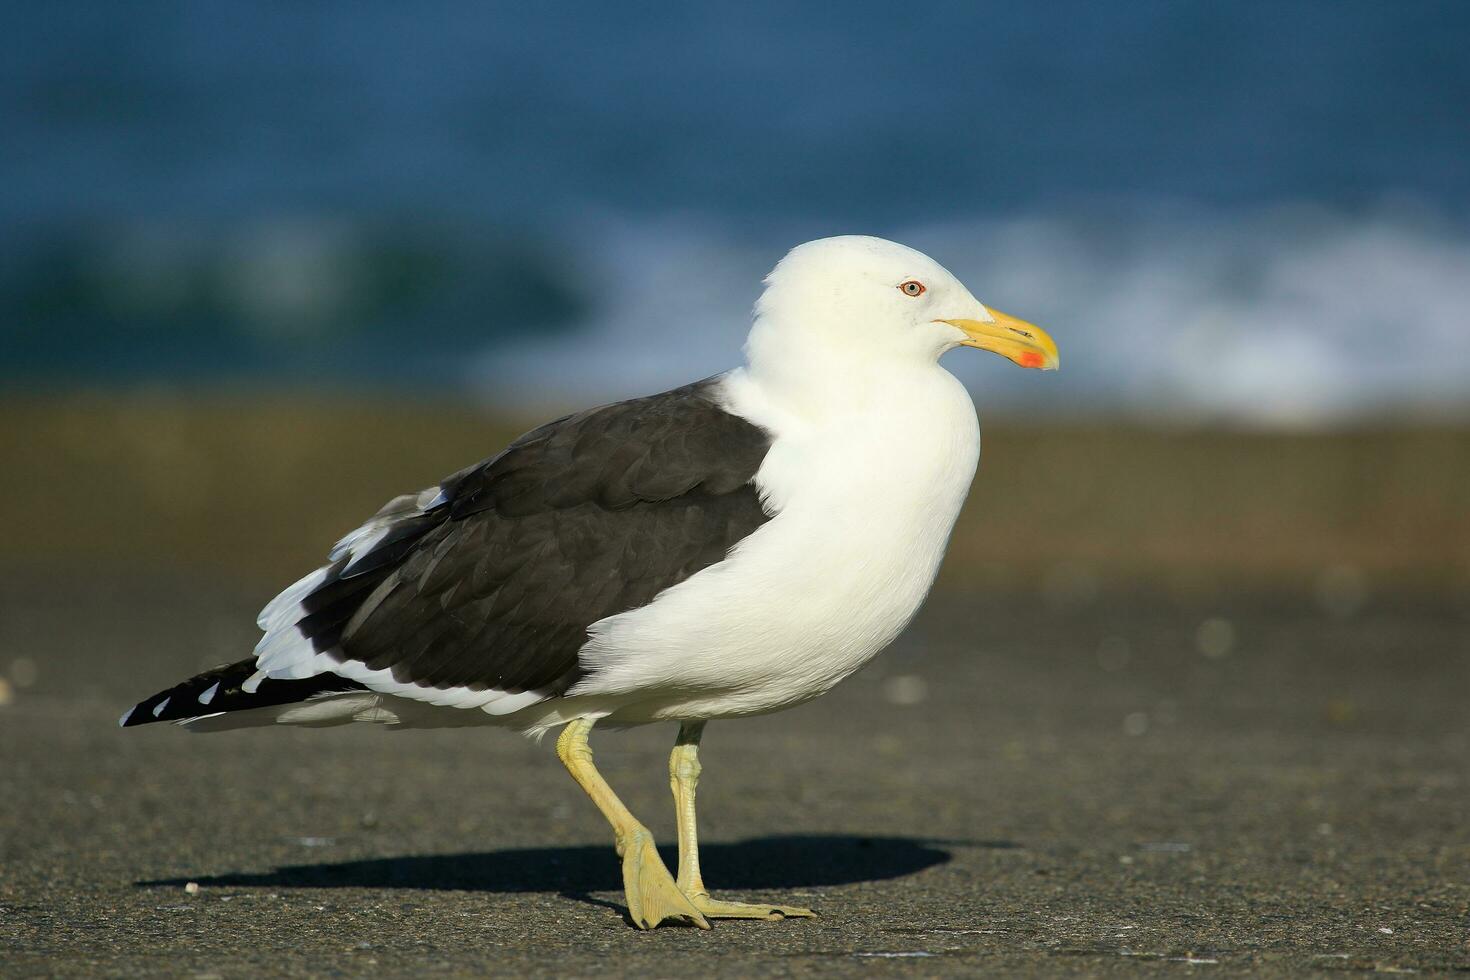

{"left": 270, "top": 377, "right": 772, "bottom": 702}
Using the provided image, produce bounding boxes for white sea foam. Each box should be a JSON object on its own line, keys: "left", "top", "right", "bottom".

{"left": 472, "top": 201, "right": 1470, "bottom": 427}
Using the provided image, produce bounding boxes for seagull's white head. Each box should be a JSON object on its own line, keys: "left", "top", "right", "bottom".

{"left": 750, "top": 235, "right": 1058, "bottom": 371}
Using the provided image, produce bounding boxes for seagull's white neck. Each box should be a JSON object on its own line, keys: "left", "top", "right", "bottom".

{"left": 723, "top": 312, "right": 969, "bottom": 434}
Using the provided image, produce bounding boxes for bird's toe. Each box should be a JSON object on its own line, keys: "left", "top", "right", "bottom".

{"left": 687, "top": 894, "right": 818, "bottom": 920}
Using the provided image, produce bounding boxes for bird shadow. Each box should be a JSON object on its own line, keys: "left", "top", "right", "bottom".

{"left": 138, "top": 834, "right": 992, "bottom": 896}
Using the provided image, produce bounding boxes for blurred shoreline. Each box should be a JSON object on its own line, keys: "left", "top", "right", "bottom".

{"left": 8, "top": 202, "right": 1470, "bottom": 427}
{"left": 8, "top": 395, "right": 1468, "bottom": 599}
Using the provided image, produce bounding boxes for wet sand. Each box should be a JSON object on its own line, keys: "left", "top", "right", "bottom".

{"left": 2, "top": 573, "right": 1466, "bottom": 977}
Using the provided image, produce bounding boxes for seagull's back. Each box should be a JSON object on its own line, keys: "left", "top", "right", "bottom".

{"left": 120, "top": 376, "right": 777, "bottom": 730}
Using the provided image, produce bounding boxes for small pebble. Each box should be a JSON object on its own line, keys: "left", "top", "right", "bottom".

{"left": 1315, "top": 564, "right": 1368, "bottom": 619}
{"left": 1041, "top": 562, "right": 1099, "bottom": 612}
{"left": 883, "top": 674, "right": 928, "bottom": 706}
{"left": 10, "top": 657, "right": 38, "bottom": 688}
{"left": 1195, "top": 617, "right": 1235, "bottom": 659}
{"left": 1096, "top": 635, "right": 1131, "bottom": 671}
{"left": 185, "top": 882, "right": 200, "bottom": 895}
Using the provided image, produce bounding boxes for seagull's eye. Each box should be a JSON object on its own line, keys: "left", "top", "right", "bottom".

{"left": 899, "top": 280, "right": 926, "bottom": 297}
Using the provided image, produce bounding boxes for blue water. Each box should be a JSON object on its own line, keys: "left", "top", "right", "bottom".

{"left": 4, "top": 2, "right": 1469, "bottom": 422}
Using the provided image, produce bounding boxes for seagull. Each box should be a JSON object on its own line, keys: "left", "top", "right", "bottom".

{"left": 121, "top": 235, "right": 1058, "bottom": 929}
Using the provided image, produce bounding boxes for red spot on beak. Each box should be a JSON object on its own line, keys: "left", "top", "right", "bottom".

{"left": 1017, "top": 351, "right": 1045, "bottom": 369}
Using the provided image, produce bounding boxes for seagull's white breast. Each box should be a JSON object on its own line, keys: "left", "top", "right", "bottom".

{"left": 571, "top": 365, "right": 981, "bottom": 722}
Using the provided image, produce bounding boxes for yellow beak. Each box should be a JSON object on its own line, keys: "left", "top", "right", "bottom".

{"left": 941, "top": 311, "right": 1059, "bottom": 370}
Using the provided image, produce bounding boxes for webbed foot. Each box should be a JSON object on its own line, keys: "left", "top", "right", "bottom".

{"left": 620, "top": 828, "right": 711, "bottom": 930}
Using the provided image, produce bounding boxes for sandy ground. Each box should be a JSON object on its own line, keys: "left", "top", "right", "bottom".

{"left": 2, "top": 571, "right": 1467, "bottom": 977}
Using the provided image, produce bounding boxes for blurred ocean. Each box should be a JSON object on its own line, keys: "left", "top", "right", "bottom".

{"left": 3, "top": 2, "right": 1468, "bottom": 424}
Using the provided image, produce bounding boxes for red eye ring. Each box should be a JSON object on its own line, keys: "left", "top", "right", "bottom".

{"left": 899, "top": 280, "right": 926, "bottom": 297}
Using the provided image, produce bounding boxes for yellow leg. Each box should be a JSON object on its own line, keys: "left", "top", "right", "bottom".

{"left": 557, "top": 718, "right": 709, "bottom": 930}
{"left": 669, "top": 721, "right": 816, "bottom": 921}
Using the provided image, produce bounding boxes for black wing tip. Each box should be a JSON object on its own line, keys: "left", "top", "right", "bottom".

{"left": 120, "top": 659, "right": 370, "bottom": 730}
{"left": 119, "top": 659, "right": 250, "bottom": 729}
{"left": 119, "top": 659, "right": 251, "bottom": 728}
{"left": 119, "top": 685, "right": 202, "bottom": 728}
{"left": 119, "top": 689, "right": 184, "bottom": 727}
